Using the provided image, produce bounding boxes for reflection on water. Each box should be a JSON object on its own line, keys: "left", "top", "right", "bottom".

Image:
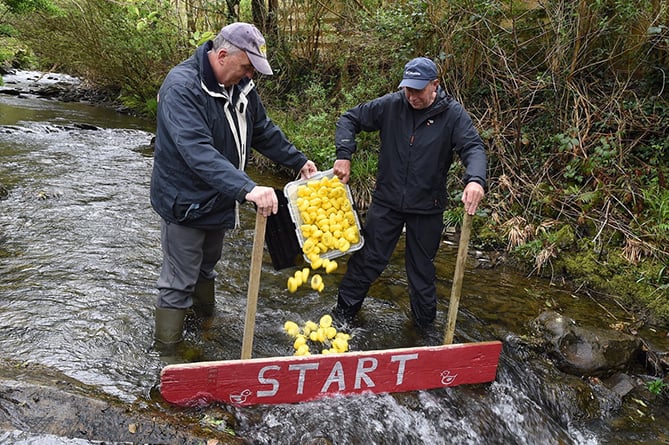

{"left": 0, "top": 72, "right": 667, "bottom": 445}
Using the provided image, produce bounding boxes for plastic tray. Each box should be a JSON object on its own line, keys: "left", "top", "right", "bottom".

{"left": 283, "top": 169, "right": 364, "bottom": 263}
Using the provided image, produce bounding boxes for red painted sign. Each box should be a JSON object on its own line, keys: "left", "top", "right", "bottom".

{"left": 160, "top": 341, "right": 502, "bottom": 407}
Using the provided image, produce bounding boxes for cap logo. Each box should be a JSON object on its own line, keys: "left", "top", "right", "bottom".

{"left": 259, "top": 43, "right": 267, "bottom": 57}
{"left": 397, "top": 57, "right": 437, "bottom": 89}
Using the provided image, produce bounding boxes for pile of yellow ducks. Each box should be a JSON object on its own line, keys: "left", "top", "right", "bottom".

{"left": 283, "top": 315, "right": 351, "bottom": 356}
{"left": 295, "top": 175, "right": 361, "bottom": 262}
{"left": 286, "top": 174, "right": 361, "bottom": 294}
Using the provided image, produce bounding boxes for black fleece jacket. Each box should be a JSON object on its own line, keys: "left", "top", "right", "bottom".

{"left": 335, "top": 88, "right": 487, "bottom": 214}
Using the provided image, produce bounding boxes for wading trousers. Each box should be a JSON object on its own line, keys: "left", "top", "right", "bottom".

{"left": 337, "top": 202, "right": 444, "bottom": 326}
{"left": 155, "top": 220, "right": 225, "bottom": 309}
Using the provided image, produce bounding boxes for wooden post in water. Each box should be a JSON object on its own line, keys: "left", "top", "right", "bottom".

{"left": 444, "top": 212, "right": 472, "bottom": 345}
{"left": 241, "top": 212, "right": 267, "bottom": 360}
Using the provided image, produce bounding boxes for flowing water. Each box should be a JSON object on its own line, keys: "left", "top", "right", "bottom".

{"left": 0, "top": 71, "right": 667, "bottom": 444}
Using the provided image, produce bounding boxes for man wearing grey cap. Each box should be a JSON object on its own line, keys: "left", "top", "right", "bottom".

{"left": 150, "top": 22, "right": 317, "bottom": 359}
{"left": 331, "top": 57, "right": 487, "bottom": 331}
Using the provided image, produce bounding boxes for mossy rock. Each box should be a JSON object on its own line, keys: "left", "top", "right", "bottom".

{"left": 557, "top": 248, "right": 668, "bottom": 324}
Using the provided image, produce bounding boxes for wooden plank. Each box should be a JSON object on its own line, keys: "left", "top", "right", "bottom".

{"left": 160, "top": 341, "right": 502, "bottom": 407}
{"left": 240, "top": 213, "right": 266, "bottom": 360}
{"left": 444, "top": 212, "right": 472, "bottom": 344}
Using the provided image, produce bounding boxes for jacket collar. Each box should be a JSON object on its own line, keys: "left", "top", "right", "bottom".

{"left": 413, "top": 86, "right": 451, "bottom": 115}
{"left": 199, "top": 41, "right": 224, "bottom": 95}
{"left": 197, "top": 41, "right": 255, "bottom": 103}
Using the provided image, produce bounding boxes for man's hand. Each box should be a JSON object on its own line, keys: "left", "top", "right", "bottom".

{"left": 333, "top": 159, "right": 351, "bottom": 184}
{"left": 245, "top": 186, "right": 278, "bottom": 217}
{"left": 462, "top": 182, "right": 484, "bottom": 215}
{"left": 299, "top": 160, "right": 318, "bottom": 180}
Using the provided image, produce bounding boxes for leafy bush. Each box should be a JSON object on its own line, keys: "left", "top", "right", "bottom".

{"left": 11, "top": 0, "right": 190, "bottom": 114}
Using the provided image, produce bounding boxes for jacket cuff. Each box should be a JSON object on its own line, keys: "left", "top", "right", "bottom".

{"left": 466, "top": 176, "right": 487, "bottom": 192}
{"left": 236, "top": 182, "right": 256, "bottom": 203}
{"left": 335, "top": 147, "right": 353, "bottom": 161}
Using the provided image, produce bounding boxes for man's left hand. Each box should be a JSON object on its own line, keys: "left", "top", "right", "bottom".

{"left": 462, "top": 182, "right": 484, "bottom": 215}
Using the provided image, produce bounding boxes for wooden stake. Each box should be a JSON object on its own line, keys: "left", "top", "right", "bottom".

{"left": 241, "top": 212, "right": 267, "bottom": 359}
{"left": 443, "top": 212, "right": 473, "bottom": 345}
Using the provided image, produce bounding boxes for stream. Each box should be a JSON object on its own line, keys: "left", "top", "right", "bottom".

{"left": 0, "top": 70, "right": 667, "bottom": 444}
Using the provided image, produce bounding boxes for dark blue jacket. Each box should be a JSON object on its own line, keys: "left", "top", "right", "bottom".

{"left": 335, "top": 88, "right": 487, "bottom": 214}
{"left": 151, "top": 41, "right": 308, "bottom": 229}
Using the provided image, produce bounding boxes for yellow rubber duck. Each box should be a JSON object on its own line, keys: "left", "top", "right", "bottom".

{"left": 303, "top": 320, "right": 318, "bottom": 336}
{"left": 310, "top": 256, "right": 323, "bottom": 270}
{"left": 332, "top": 337, "right": 349, "bottom": 353}
{"left": 293, "top": 269, "right": 304, "bottom": 286}
{"left": 287, "top": 276, "right": 298, "bottom": 293}
{"left": 295, "top": 344, "right": 311, "bottom": 356}
{"left": 324, "top": 259, "right": 338, "bottom": 274}
{"left": 319, "top": 314, "right": 333, "bottom": 329}
{"left": 283, "top": 320, "right": 300, "bottom": 337}
{"left": 311, "top": 274, "right": 323, "bottom": 291}
{"left": 325, "top": 326, "right": 337, "bottom": 339}
{"left": 315, "top": 327, "right": 327, "bottom": 343}
{"left": 335, "top": 332, "right": 351, "bottom": 341}
{"left": 293, "top": 335, "right": 307, "bottom": 350}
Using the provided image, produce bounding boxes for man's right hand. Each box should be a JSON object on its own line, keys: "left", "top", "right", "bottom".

{"left": 245, "top": 186, "right": 278, "bottom": 217}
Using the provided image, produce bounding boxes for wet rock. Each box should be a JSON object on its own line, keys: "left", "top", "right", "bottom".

{"left": 1, "top": 70, "right": 118, "bottom": 107}
{"left": 0, "top": 87, "right": 21, "bottom": 96}
{"left": 604, "top": 372, "right": 636, "bottom": 397}
{"left": 32, "top": 83, "right": 72, "bottom": 98}
{"left": 531, "top": 311, "right": 642, "bottom": 377}
{"left": 302, "top": 438, "right": 333, "bottom": 445}
{"left": 73, "top": 122, "right": 101, "bottom": 131}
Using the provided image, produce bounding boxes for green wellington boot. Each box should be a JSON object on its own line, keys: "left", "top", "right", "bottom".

{"left": 154, "top": 307, "right": 186, "bottom": 359}
{"left": 192, "top": 277, "right": 215, "bottom": 318}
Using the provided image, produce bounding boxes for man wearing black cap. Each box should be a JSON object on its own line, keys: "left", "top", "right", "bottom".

{"left": 331, "top": 57, "right": 487, "bottom": 329}
{"left": 150, "top": 22, "right": 317, "bottom": 358}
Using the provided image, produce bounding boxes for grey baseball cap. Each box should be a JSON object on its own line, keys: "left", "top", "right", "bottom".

{"left": 220, "top": 22, "right": 273, "bottom": 75}
{"left": 398, "top": 57, "right": 437, "bottom": 89}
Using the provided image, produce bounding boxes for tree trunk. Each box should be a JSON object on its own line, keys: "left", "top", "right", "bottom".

{"left": 252, "top": 0, "right": 278, "bottom": 37}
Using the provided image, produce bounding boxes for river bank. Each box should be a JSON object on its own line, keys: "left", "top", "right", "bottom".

{"left": 0, "top": 68, "right": 128, "bottom": 113}
{"left": 0, "top": 359, "right": 244, "bottom": 444}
